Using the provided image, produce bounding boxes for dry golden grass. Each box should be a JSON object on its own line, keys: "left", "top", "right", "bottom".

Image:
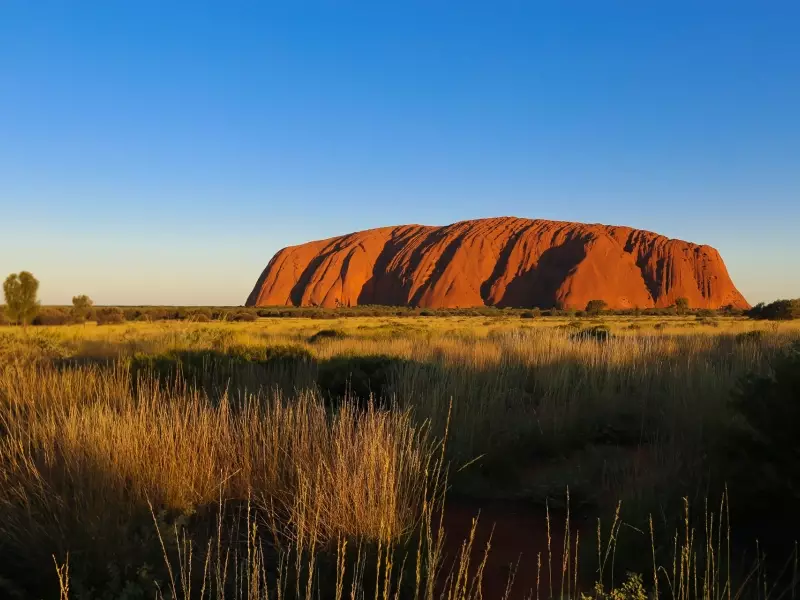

{"left": 3, "top": 313, "right": 798, "bottom": 347}
{"left": 0, "top": 366, "right": 435, "bottom": 543}
{"left": 0, "top": 316, "right": 797, "bottom": 598}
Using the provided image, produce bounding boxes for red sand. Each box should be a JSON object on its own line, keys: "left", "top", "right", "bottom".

{"left": 439, "top": 499, "right": 579, "bottom": 600}
{"left": 247, "top": 217, "right": 749, "bottom": 310}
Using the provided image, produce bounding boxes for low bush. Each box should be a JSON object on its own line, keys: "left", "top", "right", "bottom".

{"left": 719, "top": 304, "right": 745, "bottom": 317}
{"left": 696, "top": 317, "right": 719, "bottom": 327}
{"left": 585, "top": 299, "right": 608, "bottom": 316}
{"left": 571, "top": 324, "right": 613, "bottom": 343}
{"left": 261, "top": 344, "right": 314, "bottom": 366}
{"left": 230, "top": 311, "right": 258, "bottom": 322}
{"left": 31, "top": 307, "right": 71, "bottom": 326}
{"left": 130, "top": 345, "right": 315, "bottom": 393}
{"left": 583, "top": 573, "right": 647, "bottom": 600}
{"left": 187, "top": 308, "right": 212, "bottom": 321}
{"left": 728, "top": 342, "right": 800, "bottom": 517}
{"left": 169, "top": 307, "right": 190, "bottom": 320}
{"left": 94, "top": 307, "right": 125, "bottom": 325}
{"left": 317, "top": 355, "right": 404, "bottom": 410}
{"left": 747, "top": 299, "right": 800, "bottom": 321}
{"left": 308, "top": 329, "right": 348, "bottom": 343}
{"left": 143, "top": 308, "right": 170, "bottom": 321}
{"left": 123, "top": 308, "right": 142, "bottom": 321}
{"left": 735, "top": 330, "right": 765, "bottom": 344}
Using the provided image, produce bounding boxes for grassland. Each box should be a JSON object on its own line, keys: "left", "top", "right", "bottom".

{"left": 0, "top": 315, "right": 797, "bottom": 599}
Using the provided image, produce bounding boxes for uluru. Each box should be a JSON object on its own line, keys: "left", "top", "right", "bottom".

{"left": 246, "top": 217, "right": 749, "bottom": 310}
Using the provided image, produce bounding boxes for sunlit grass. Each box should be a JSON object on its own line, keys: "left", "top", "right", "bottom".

{"left": 0, "top": 316, "right": 798, "bottom": 598}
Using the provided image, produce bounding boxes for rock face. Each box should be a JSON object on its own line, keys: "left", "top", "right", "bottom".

{"left": 246, "top": 217, "right": 749, "bottom": 310}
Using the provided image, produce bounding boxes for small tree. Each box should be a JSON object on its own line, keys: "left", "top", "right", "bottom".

{"left": 675, "top": 297, "right": 690, "bottom": 315}
{"left": 585, "top": 299, "right": 608, "bottom": 316}
{"left": 71, "top": 294, "right": 94, "bottom": 323}
{"left": 3, "top": 271, "right": 40, "bottom": 327}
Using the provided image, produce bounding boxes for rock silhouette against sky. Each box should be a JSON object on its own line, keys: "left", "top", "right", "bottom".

{"left": 247, "top": 217, "right": 749, "bottom": 310}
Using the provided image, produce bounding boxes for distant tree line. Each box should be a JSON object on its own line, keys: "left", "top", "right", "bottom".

{"left": 746, "top": 299, "right": 800, "bottom": 321}
{"left": 2, "top": 270, "right": 797, "bottom": 324}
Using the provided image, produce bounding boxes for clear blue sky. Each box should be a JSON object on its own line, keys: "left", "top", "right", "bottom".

{"left": 1, "top": 1, "right": 798, "bottom": 306}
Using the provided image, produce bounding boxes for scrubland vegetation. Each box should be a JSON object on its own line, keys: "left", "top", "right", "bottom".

{"left": 0, "top": 312, "right": 798, "bottom": 599}
{"left": 0, "top": 303, "right": 757, "bottom": 327}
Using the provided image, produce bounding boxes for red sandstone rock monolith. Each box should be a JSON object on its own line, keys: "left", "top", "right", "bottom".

{"left": 246, "top": 217, "right": 749, "bottom": 310}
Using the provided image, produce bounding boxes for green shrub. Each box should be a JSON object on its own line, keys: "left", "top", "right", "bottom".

{"left": 696, "top": 317, "right": 719, "bottom": 327}
{"left": 94, "top": 307, "right": 125, "bottom": 325}
{"left": 735, "top": 330, "right": 765, "bottom": 344}
{"left": 582, "top": 572, "right": 647, "bottom": 600}
{"left": 571, "top": 324, "right": 613, "bottom": 343}
{"left": 143, "top": 308, "right": 169, "bottom": 321}
{"left": 262, "top": 344, "right": 314, "bottom": 366}
{"left": 212, "top": 344, "right": 313, "bottom": 366}
{"left": 719, "top": 304, "right": 744, "bottom": 317}
{"left": 730, "top": 342, "right": 800, "bottom": 500}
{"left": 122, "top": 308, "right": 142, "bottom": 321}
{"left": 585, "top": 299, "right": 608, "bottom": 316}
{"left": 747, "top": 299, "right": 800, "bottom": 321}
{"left": 316, "top": 355, "right": 402, "bottom": 409}
{"left": 230, "top": 311, "right": 257, "bottom": 322}
{"left": 130, "top": 345, "right": 314, "bottom": 393}
{"left": 170, "top": 307, "right": 189, "bottom": 320}
{"left": 31, "top": 307, "right": 71, "bottom": 326}
{"left": 187, "top": 308, "right": 212, "bottom": 321}
{"left": 308, "top": 329, "right": 348, "bottom": 343}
